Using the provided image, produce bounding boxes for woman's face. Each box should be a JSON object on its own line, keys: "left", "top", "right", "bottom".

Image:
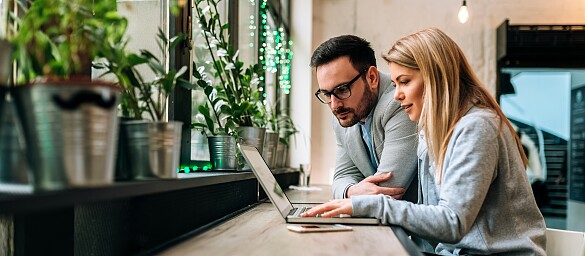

{"left": 390, "top": 62, "right": 425, "bottom": 121}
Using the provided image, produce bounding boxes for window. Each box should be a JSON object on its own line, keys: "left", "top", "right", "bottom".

{"left": 188, "top": 0, "right": 292, "bottom": 168}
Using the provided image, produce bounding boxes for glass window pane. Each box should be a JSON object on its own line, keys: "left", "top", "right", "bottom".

{"left": 190, "top": 0, "right": 228, "bottom": 162}
{"left": 262, "top": 11, "right": 277, "bottom": 108}
{"left": 0, "top": 0, "right": 9, "bottom": 39}
{"left": 93, "top": 1, "right": 164, "bottom": 82}
{"left": 238, "top": 0, "right": 258, "bottom": 66}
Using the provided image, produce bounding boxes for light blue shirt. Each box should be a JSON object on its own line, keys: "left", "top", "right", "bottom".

{"left": 359, "top": 111, "right": 378, "bottom": 170}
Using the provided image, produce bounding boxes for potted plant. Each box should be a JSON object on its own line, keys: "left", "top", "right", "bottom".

{"left": 274, "top": 113, "right": 297, "bottom": 168}
{"left": 10, "top": 0, "right": 125, "bottom": 190}
{"left": 263, "top": 101, "right": 297, "bottom": 168}
{"left": 95, "top": 27, "right": 188, "bottom": 179}
{"left": 189, "top": 66, "right": 237, "bottom": 170}
{"left": 190, "top": 0, "right": 265, "bottom": 170}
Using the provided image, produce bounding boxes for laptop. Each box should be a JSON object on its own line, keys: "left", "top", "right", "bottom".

{"left": 239, "top": 144, "right": 380, "bottom": 225}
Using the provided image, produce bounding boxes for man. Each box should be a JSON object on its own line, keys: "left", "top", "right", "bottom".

{"left": 311, "top": 35, "right": 418, "bottom": 200}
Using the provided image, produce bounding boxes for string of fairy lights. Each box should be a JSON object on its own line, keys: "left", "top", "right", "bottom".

{"left": 258, "top": 0, "right": 292, "bottom": 95}
{"left": 182, "top": 0, "right": 293, "bottom": 173}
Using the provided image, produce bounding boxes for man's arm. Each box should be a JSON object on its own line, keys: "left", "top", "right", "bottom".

{"left": 331, "top": 119, "right": 365, "bottom": 199}
{"left": 375, "top": 99, "right": 418, "bottom": 190}
{"left": 332, "top": 119, "right": 406, "bottom": 199}
{"left": 376, "top": 101, "right": 418, "bottom": 188}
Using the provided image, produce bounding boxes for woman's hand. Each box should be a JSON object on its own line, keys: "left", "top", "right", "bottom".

{"left": 301, "top": 199, "right": 353, "bottom": 218}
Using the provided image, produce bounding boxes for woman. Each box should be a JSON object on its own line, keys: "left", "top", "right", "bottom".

{"left": 302, "top": 28, "right": 546, "bottom": 255}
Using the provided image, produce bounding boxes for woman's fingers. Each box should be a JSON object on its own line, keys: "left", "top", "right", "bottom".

{"left": 301, "top": 202, "right": 334, "bottom": 217}
{"left": 320, "top": 206, "right": 350, "bottom": 218}
{"left": 301, "top": 199, "right": 352, "bottom": 217}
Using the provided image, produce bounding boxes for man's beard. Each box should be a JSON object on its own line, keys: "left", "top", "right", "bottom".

{"left": 333, "top": 87, "right": 378, "bottom": 127}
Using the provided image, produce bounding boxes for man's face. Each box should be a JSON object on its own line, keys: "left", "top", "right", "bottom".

{"left": 316, "top": 56, "right": 378, "bottom": 127}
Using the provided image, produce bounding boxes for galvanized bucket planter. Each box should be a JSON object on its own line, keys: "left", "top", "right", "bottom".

{"left": 275, "top": 140, "right": 288, "bottom": 168}
{"left": 0, "top": 98, "right": 29, "bottom": 184}
{"left": 262, "top": 131, "right": 279, "bottom": 169}
{"left": 12, "top": 80, "right": 120, "bottom": 190}
{"left": 237, "top": 126, "right": 266, "bottom": 153}
{"left": 116, "top": 120, "right": 182, "bottom": 180}
{"left": 208, "top": 135, "right": 237, "bottom": 170}
{"left": 148, "top": 121, "right": 182, "bottom": 179}
{"left": 237, "top": 126, "right": 266, "bottom": 171}
{"left": 117, "top": 120, "right": 150, "bottom": 180}
{"left": 0, "top": 39, "right": 23, "bottom": 184}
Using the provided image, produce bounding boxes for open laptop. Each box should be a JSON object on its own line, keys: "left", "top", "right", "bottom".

{"left": 239, "top": 144, "right": 380, "bottom": 225}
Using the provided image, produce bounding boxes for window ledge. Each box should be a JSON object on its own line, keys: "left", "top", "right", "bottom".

{"left": 0, "top": 171, "right": 258, "bottom": 214}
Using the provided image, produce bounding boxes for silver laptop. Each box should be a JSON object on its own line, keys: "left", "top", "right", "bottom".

{"left": 239, "top": 144, "right": 380, "bottom": 225}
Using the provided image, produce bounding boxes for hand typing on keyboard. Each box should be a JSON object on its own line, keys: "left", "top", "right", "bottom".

{"left": 300, "top": 199, "right": 353, "bottom": 218}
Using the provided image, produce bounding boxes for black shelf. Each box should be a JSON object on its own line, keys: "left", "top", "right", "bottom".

{"left": 1, "top": 168, "right": 299, "bottom": 255}
{"left": 0, "top": 171, "right": 256, "bottom": 214}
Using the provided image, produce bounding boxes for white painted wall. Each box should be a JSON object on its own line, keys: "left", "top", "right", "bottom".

{"left": 306, "top": 0, "right": 585, "bottom": 185}
{"left": 289, "top": 0, "right": 313, "bottom": 173}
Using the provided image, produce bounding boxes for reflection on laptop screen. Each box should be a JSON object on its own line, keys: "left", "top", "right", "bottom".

{"left": 239, "top": 145, "right": 293, "bottom": 218}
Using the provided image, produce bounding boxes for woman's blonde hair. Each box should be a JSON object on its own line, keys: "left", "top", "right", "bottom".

{"left": 382, "top": 28, "right": 527, "bottom": 184}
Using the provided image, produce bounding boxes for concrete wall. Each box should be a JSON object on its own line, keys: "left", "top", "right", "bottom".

{"left": 303, "top": 0, "right": 585, "bottom": 185}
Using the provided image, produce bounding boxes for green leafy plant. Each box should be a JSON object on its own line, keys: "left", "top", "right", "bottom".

{"left": 188, "top": 0, "right": 265, "bottom": 136}
{"left": 95, "top": 28, "right": 188, "bottom": 121}
{"left": 12, "top": 0, "right": 126, "bottom": 83}
{"left": 137, "top": 29, "right": 187, "bottom": 121}
{"left": 93, "top": 28, "right": 149, "bottom": 119}
{"left": 264, "top": 101, "right": 297, "bottom": 145}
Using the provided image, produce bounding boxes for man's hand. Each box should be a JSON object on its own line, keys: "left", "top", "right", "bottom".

{"left": 346, "top": 172, "right": 405, "bottom": 199}
{"left": 301, "top": 199, "right": 352, "bottom": 218}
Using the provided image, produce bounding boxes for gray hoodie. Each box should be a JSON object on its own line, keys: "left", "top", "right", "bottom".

{"left": 352, "top": 107, "right": 546, "bottom": 255}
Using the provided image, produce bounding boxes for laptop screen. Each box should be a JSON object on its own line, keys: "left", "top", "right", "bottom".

{"left": 239, "top": 145, "right": 294, "bottom": 218}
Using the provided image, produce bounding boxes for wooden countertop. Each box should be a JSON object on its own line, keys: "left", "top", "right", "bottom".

{"left": 159, "top": 185, "right": 417, "bottom": 256}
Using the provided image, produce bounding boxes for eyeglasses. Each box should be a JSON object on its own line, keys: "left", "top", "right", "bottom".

{"left": 315, "top": 69, "right": 367, "bottom": 104}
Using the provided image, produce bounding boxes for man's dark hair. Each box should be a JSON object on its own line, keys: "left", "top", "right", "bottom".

{"left": 310, "top": 35, "right": 376, "bottom": 72}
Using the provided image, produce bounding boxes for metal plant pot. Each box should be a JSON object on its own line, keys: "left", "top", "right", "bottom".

{"left": 237, "top": 126, "right": 266, "bottom": 171}
{"left": 208, "top": 135, "right": 237, "bottom": 170}
{"left": 12, "top": 80, "right": 120, "bottom": 190}
{"left": 115, "top": 118, "right": 140, "bottom": 181}
{"left": 118, "top": 121, "right": 183, "bottom": 180}
{"left": 275, "top": 140, "right": 288, "bottom": 168}
{"left": 0, "top": 98, "right": 29, "bottom": 184}
{"left": 237, "top": 126, "right": 266, "bottom": 152}
{"left": 148, "top": 121, "right": 182, "bottom": 179}
{"left": 262, "top": 131, "right": 279, "bottom": 169}
{"left": 118, "top": 120, "right": 151, "bottom": 180}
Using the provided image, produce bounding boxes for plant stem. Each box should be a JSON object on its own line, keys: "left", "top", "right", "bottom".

{"left": 194, "top": 5, "right": 229, "bottom": 96}
{"left": 143, "top": 82, "right": 157, "bottom": 121}
{"left": 206, "top": 91, "right": 223, "bottom": 133}
{"left": 209, "top": 0, "right": 228, "bottom": 45}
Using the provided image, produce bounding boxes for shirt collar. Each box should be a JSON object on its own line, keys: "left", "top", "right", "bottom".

{"left": 359, "top": 108, "right": 375, "bottom": 128}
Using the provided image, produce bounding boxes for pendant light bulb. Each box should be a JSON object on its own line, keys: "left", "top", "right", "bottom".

{"left": 458, "top": 0, "right": 469, "bottom": 24}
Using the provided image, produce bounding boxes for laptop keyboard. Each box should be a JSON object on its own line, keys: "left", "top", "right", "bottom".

{"left": 289, "top": 207, "right": 322, "bottom": 217}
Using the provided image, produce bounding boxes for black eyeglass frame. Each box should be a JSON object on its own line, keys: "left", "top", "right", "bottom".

{"left": 314, "top": 69, "right": 368, "bottom": 104}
